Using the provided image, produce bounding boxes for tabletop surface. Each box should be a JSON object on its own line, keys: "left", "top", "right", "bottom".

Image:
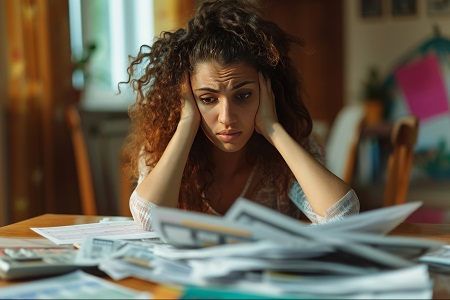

{"left": 2, "top": 213, "right": 450, "bottom": 241}
{"left": 1, "top": 214, "right": 450, "bottom": 298}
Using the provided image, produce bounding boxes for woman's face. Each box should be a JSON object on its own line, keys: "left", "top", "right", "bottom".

{"left": 190, "top": 61, "right": 260, "bottom": 153}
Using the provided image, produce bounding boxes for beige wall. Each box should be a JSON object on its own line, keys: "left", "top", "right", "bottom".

{"left": 153, "top": 0, "right": 194, "bottom": 35}
{"left": 344, "top": 0, "right": 450, "bottom": 104}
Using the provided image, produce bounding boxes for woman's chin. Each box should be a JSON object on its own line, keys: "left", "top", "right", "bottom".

{"left": 214, "top": 142, "right": 246, "bottom": 153}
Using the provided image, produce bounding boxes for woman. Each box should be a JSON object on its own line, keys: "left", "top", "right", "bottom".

{"left": 122, "top": 0, "right": 359, "bottom": 231}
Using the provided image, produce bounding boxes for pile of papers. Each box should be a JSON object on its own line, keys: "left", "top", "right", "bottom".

{"left": 9, "top": 198, "right": 446, "bottom": 299}
{"left": 82, "top": 198, "right": 441, "bottom": 299}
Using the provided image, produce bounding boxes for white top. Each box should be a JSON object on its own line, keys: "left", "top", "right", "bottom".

{"left": 129, "top": 146, "right": 360, "bottom": 231}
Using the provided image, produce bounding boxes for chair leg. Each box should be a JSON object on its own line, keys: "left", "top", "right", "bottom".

{"left": 383, "top": 147, "right": 399, "bottom": 207}
{"left": 119, "top": 150, "right": 133, "bottom": 217}
{"left": 395, "top": 147, "right": 413, "bottom": 206}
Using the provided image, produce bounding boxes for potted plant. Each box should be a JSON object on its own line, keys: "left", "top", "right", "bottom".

{"left": 361, "top": 66, "right": 384, "bottom": 125}
{"left": 71, "top": 42, "right": 97, "bottom": 103}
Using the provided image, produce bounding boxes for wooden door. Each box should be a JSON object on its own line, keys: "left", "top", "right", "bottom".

{"left": 0, "top": 0, "right": 8, "bottom": 226}
{"left": 259, "top": 0, "right": 344, "bottom": 127}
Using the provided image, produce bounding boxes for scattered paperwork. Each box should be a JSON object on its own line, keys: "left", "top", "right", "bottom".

{"left": 12, "top": 197, "right": 445, "bottom": 299}
{"left": 94, "top": 238, "right": 435, "bottom": 299}
{"left": 152, "top": 198, "right": 434, "bottom": 252}
{"left": 97, "top": 199, "right": 441, "bottom": 298}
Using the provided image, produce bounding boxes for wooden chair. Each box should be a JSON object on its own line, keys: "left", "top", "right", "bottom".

{"left": 327, "top": 105, "right": 419, "bottom": 207}
{"left": 342, "top": 114, "right": 419, "bottom": 207}
{"left": 66, "top": 105, "right": 134, "bottom": 216}
{"left": 382, "top": 115, "right": 419, "bottom": 207}
{"left": 65, "top": 105, "right": 97, "bottom": 215}
{"left": 119, "top": 149, "right": 134, "bottom": 217}
{"left": 325, "top": 104, "right": 366, "bottom": 184}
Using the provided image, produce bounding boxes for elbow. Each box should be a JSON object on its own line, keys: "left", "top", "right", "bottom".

{"left": 130, "top": 206, "right": 155, "bottom": 231}
{"left": 335, "top": 189, "right": 360, "bottom": 217}
{"left": 348, "top": 189, "right": 360, "bottom": 215}
{"left": 318, "top": 189, "right": 360, "bottom": 223}
{"left": 129, "top": 190, "right": 157, "bottom": 231}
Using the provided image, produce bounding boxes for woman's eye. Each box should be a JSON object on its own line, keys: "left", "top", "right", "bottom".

{"left": 200, "top": 97, "right": 216, "bottom": 104}
{"left": 236, "top": 93, "right": 251, "bottom": 100}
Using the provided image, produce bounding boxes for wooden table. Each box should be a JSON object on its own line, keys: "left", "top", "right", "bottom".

{"left": 0, "top": 214, "right": 181, "bottom": 299}
{"left": 1, "top": 214, "right": 450, "bottom": 298}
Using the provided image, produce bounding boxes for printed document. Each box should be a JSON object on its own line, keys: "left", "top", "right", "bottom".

{"left": 31, "top": 221, "right": 159, "bottom": 245}
{"left": 0, "top": 270, "right": 150, "bottom": 299}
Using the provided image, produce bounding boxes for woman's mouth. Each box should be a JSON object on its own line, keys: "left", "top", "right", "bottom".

{"left": 216, "top": 130, "right": 242, "bottom": 142}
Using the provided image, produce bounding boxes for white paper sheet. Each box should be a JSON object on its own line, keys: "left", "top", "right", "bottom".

{"left": 0, "top": 238, "right": 72, "bottom": 249}
{"left": 226, "top": 197, "right": 422, "bottom": 235}
{"left": 0, "top": 270, "right": 150, "bottom": 299}
{"left": 310, "top": 201, "right": 423, "bottom": 234}
{"left": 259, "top": 264, "right": 432, "bottom": 296}
{"left": 152, "top": 239, "right": 333, "bottom": 260}
{"left": 152, "top": 207, "right": 260, "bottom": 247}
{"left": 31, "top": 221, "right": 159, "bottom": 245}
{"left": 419, "top": 245, "right": 450, "bottom": 265}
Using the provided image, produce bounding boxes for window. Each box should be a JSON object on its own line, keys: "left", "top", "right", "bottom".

{"left": 69, "top": 0, "right": 155, "bottom": 107}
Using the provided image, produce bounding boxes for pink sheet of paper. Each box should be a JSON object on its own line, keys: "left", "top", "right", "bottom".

{"left": 395, "top": 54, "right": 449, "bottom": 121}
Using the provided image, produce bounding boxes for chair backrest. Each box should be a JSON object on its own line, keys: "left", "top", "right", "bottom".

{"left": 327, "top": 106, "right": 419, "bottom": 207}
{"left": 65, "top": 105, "right": 97, "bottom": 215}
{"left": 383, "top": 115, "right": 419, "bottom": 207}
{"left": 325, "top": 104, "right": 366, "bottom": 184}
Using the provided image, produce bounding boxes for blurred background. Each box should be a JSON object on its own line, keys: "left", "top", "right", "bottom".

{"left": 1, "top": 0, "right": 450, "bottom": 226}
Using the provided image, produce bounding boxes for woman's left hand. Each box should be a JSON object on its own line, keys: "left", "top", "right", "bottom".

{"left": 255, "top": 72, "right": 279, "bottom": 141}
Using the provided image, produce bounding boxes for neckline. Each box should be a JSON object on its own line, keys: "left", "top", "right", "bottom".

{"left": 204, "top": 160, "right": 258, "bottom": 216}
{"left": 239, "top": 160, "right": 257, "bottom": 197}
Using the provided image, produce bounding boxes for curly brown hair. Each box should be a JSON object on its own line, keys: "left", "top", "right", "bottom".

{"left": 121, "top": 0, "right": 313, "bottom": 212}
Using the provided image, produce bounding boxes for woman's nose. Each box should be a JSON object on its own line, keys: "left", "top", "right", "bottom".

{"left": 218, "top": 99, "right": 236, "bottom": 125}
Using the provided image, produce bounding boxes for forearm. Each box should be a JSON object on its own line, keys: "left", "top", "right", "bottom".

{"left": 135, "top": 119, "right": 198, "bottom": 208}
{"left": 268, "top": 123, "right": 351, "bottom": 216}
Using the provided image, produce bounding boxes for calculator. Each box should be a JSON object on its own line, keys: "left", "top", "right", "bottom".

{"left": 0, "top": 248, "right": 81, "bottom": 280}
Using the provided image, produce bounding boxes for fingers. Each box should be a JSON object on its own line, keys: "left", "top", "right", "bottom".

{"left": 259, "top": 72, "right": 274, "bottom": 103}
{"left": 181, "top": 73, "right": 194, "bottom": 101}
{"left": 256, "top": 72, "right": 278, "bottom": 138}
{"left": 258, "top": 72, "right": 267, "bottom": 97}
{"left": 259, "top": 72, "right": 270, "bottom": 90}
{"left": 180, "top": 72, "right": 201, "bottom": 125}
{"left": 258, "top": 72, "right": 276, "bottom": 115}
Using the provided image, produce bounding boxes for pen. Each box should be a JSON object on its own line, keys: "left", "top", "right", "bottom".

{"left": 122, "top": 255, "right": 153, "bottom": 268}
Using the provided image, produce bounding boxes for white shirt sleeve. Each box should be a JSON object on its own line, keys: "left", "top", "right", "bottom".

{"left": 129, "top": 190, "right": 158, "bottom": 231}
{"left": 129, "top": 154, "right": 158, "bottom": 231}
{"left": 289, "top": 136, "right": 360, "bottom": 223}
{"left": 288, "top": 181, "right": 360, "bottom": 224}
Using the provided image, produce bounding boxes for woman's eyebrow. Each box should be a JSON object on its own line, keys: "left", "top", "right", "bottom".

{"left": 195, "top": 87, "right": 219, "bottom": 93}
{"left": 195, "top": 81, "right": 255, "bottom": 92}
{"left": 231, "top": 81, "right": 255, "bottom": 90}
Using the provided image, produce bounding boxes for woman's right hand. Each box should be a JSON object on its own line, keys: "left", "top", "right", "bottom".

{"left": 136, "top": 74, "right": 200, "bottom": 210}
{"left": 180, "top": 73, "right": 201, "bottom": 128}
